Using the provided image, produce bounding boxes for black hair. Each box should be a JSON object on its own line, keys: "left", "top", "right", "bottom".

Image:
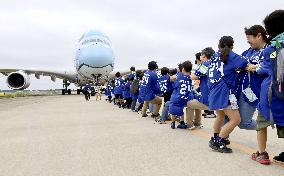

{"left": 130, "top": 66, "right": 135, "bottom": 72}
{"left": 218, "top": 36, "right": 234, "bottom": 64}
{"left": 263, "top": 10, "right": 284, "bottom": 39}
{"left": 135, "top": 70, "right": 142, "bottom": 78}
{"left": 182, "top": 60, "right": 192, "bottom": 73}
{"left": 195, "top": 52, "right": 201, "bottom": 64}
{"left": 130, "top": 77, "right": 134, "bottom": 81}
{"left": 125, "top": 77, "right": 129, "bottom": 81}
{"left": 244, "top": 25, "right": 269, "bottom": 44}
{"left": 170, "top": 68, "right": 177, "bottom": 76}
{"left": 148, "top": 61, "right": 158, "bottom": 70}
{"left": 178, "top": 63, "right": 183, "bottom": 72}
{"left": 115, "top": 72, "right": 121, "bottom": 78}
{"left": 139, "top": 72, "right": 144, "bottom": 80}
{"left": 161, "top": 67, "right": 170, "bottom": 76}
{"left": 201, "top": 47, "right": 215, "bottom": 59}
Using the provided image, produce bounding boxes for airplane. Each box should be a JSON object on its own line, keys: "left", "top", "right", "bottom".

{"left": 0, "top": 29, "right": 117, "bottom": 95}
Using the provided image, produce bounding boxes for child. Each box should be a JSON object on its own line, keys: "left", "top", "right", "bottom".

{"left": 169, "top": 61, "right": 194, "bottom": 129}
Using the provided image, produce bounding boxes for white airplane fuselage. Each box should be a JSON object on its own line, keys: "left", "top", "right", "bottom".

{"left": 75, "top": 30, "right": 115, "bottom": 80}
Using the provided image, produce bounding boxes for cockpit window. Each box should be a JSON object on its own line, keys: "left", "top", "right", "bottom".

{"left": 81, "top": 38, "right": 110, "bottom": 46}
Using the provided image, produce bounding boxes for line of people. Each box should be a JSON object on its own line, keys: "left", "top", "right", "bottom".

{"left": 104, "top": 10, "right": 284, "bottom": 165}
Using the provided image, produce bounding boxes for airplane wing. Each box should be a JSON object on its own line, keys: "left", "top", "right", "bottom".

{"left": 0, "top": 68, "right": 78, "bottom": 82}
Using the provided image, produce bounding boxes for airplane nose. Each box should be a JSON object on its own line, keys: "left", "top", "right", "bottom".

{"left": 79, "top": 45, "right": 114, "bottom": 67}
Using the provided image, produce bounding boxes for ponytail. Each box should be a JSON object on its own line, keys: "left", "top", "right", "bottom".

{"left": 220, "top": 46, "right": 230, "bottom": 64}
{"left": 218, "top": 36, "right": 234, "bottom": 64}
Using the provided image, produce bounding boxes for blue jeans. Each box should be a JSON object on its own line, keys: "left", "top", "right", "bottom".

{"left": 224, "top": 94, "right": 257, "bottom": 130}
{"left": 160, "top": 101, "right": 170, "bottom": 121}
{"left": 149, "top": 103, "right": 154, "bottom": 113}
{"left": 238, "top": 94, "right": 257, "bottom": 130}
{"left": 131, "top": 98, "right": 137, "bottom": 111}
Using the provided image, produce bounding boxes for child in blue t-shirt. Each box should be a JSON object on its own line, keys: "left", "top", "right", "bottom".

{"left": 207, "top": 36, "right": 256, "bottom": 153}
{"left": 187, "top": 48, "right": 215, "bottom": 130}
{"left": 122, "top": 77, "right": 132, "bottom": 109}
{"left": 141, "top": 61, "right": 162, "bottom": 118}
{"left": 169, "top": 61, "right": 194, "bottom": 129}
{"left": 114, "top": 72, "right": 125, "bottom": 108}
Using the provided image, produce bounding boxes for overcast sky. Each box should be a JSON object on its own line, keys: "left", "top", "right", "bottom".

{"left": 0, "top": 0, "right": 283, "bottom": 90}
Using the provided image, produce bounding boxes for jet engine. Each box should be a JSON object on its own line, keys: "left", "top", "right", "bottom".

{"left": 6, "top": 71, "right": 31, "bottom": 90}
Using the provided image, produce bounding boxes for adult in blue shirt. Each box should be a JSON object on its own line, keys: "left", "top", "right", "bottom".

{"left": 82, "top": 83, "right": 92, "bottom": 101}
{"left": 187, "top": 48, "right": 215, "bottom": 129}
{"left": 169, "top": 61, "right": 194, "bottom": 129}
{"left": 114, "top": 72, "right": 125, "bottom": 108}
{"left": 235, "top": 25, "right": 269, "bottom": 131}
{"left": 141, "top": 61, "right": 162, "bottom": 118}
{"left": 251, "top": 11, "right": 284, "bottom": 165}
{"left": 208, "top": 36, "right": 255, "bottom": 153}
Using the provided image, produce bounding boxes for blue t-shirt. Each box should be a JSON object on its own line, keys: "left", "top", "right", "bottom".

{"left": 194, "top": 60, "right": 210, "bottom": 106}
{"left": 159, "top": 75, "right": 173, "bottom": 94}
{"left": 114, "top": 77, "right": 124, "bottom": 95}
{"left": 83, "top": 85, "right": 92, "bottom": 92}
{"left": 105, "top": 83, "right": 112, "bottom": 96}
{"left": 208, "top": 51, "right": 248, "bottom": 110}
{"left": 142, "top": 70, "right": 160, "bottom": 101}
{"left": 256, "top": 45, "right": 284, "bottom": 126}
{"left": 138, "top": 80, "right": 146, "bottom": 103}
{"left": 123, "top": 81, "right": 131, "bottom": 99}
{"left": 169, "top": 73, "right": 194, "bottom": 107}
{"left": 237, "top": 46, "right": 268, "bottom": 107}
{"left": 128, "top": 72, "right": 136, "bottom": 80}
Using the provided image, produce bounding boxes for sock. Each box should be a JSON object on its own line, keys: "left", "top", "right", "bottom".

{"left": 214, "top": 133, "right": 219, "bottom": 138}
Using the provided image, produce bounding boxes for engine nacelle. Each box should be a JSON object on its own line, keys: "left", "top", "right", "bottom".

{"left": 6, "top": 71, "right": 31, "bottom": 90}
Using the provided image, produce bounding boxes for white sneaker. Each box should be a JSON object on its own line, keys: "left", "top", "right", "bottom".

{"left": 205, "top": 114, "right": 216, "bottom": 118}
{"left": 187, "top": 125, "right": 196, "bottom": 130}
{"left": 194, "top": 124, "right": 203, "bottom": 129}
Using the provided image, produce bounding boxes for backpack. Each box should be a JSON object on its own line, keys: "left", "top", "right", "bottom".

{"left": 130, "top": 79, "right": 139, "bottom": 94}
{"left": 271, "top": 47, "right": 284, "bottom": 100}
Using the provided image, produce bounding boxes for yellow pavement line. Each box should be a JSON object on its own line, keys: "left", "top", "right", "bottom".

{"left": 190, "top": 129, "right": 284, "bottom": 167}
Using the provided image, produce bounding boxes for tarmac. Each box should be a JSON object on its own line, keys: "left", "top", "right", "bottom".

{"left": 0, "top": 95, "right": 283, "bottom": 176}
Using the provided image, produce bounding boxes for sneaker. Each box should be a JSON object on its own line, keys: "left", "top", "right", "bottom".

{"left": 252, "top": 151, "right": 271, "bottom": 165}
{"left": 151, "top": 113, "right": 160, "bottom": 118}
{"left": 156, "top": 119, "right": 166, "bottom": 124}
{"left": 273, "top": 152, "right": 284, "bottom": 165}
{"left": 171, "top": 122, "right": 175, "bottom": 129}
{"left": 205, "top": 114, "right": 216, "bottom": 118}
{"left": 142, "top": 114, "right": 148, "bottom": 117}
{"left": 209, "top": 137, "right": 232, "bottom": 153}
{"left": 193, "top": 123, "right": 203, "bottom": 129}
{"left": 202, "top": 112, "right": 208, "bottom": 116}
{"left": 187, "top": 124, "right": 196, "bottom": 130}
{"left": 217, "top": 142, "right": 232, "bottom": 153}
{"left": 209, "top": 137, "right": 218, "bottom": 150}
{"left": 223, "top": 138, "right": 230, "bottom": 145}
{"left": 177, "top": 123, "right": 187, "bottom": 129}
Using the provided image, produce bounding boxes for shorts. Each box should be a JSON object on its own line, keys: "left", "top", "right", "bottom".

{"left": 115, "top": 94, "right": 123, "bottom": 99}
{"left": 276, "top": 125, "right": 284, "bottom": 138}
{"left": 169, "top": 104, "right": 185, "bottom": 117}
{"left": 256, "top": 112, "right": 272, "bottom": 131}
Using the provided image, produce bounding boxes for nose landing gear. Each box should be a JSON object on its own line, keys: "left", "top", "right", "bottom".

{"left": 62, "top": 80, "right": 71, "bottom": 95}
